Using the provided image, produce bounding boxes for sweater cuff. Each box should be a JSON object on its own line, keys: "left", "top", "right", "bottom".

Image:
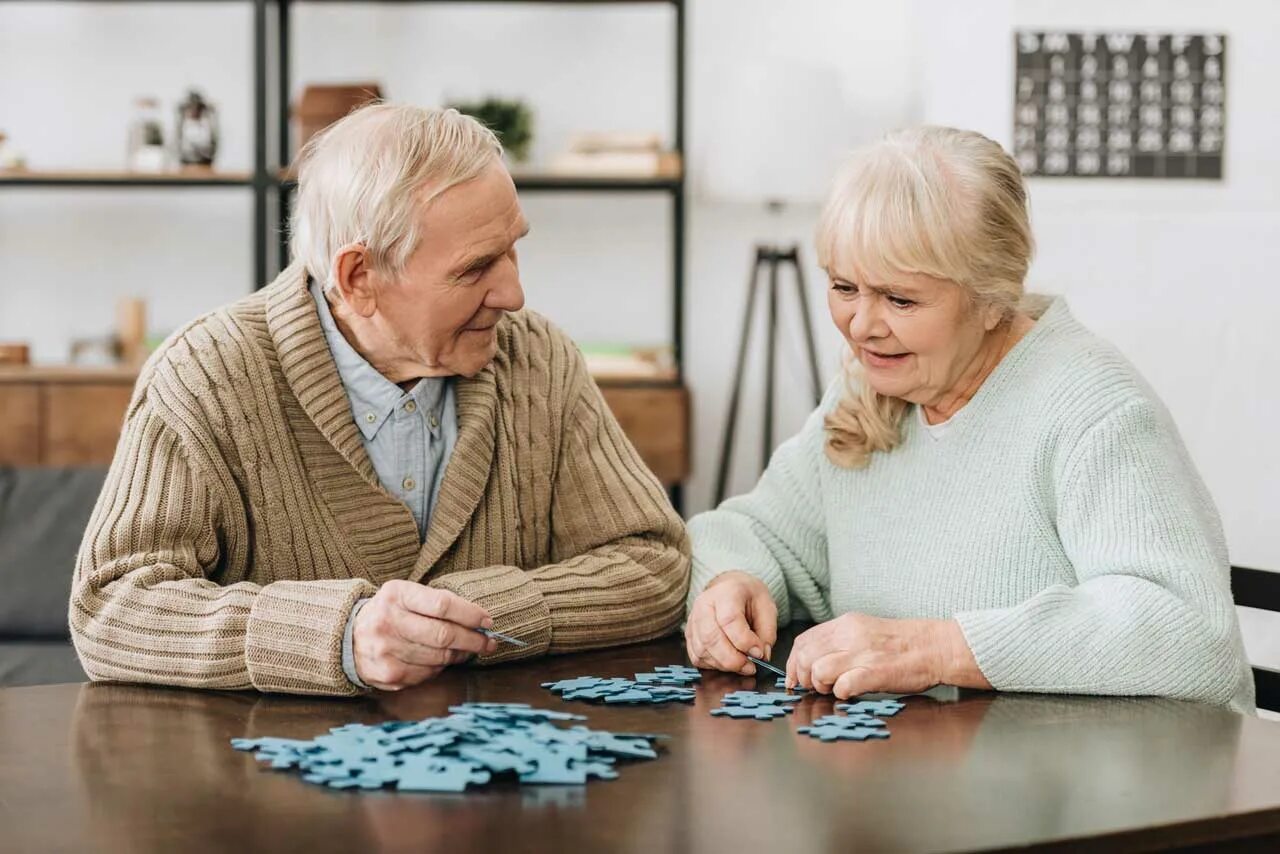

{"left": 953, "top": 604, "right": 1025, "bottom": 690}
{"left": 341, "top": 598, "right": 373, "bottom": 690}
{"left": 246, "top": 578, "right": 376, "bottom": 695}
{"left": 429, "top": 565, "right": 551, "bottom": 663}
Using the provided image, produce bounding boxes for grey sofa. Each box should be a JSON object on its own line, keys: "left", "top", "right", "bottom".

{"left": 0, "top": 466, "right": 102, "bottom": 687}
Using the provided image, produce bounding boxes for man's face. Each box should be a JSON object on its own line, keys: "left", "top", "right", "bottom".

{"left": 372, "top": 160, "right": 529, "bottom": 378}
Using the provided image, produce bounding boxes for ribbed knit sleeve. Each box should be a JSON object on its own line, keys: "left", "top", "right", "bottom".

{"left": 685, "top": 390, "right": 836, "bottom": 627}
{"left": 430, "top": 340, "right": 691, "bottom": 659}
{"left": 70, "top": 398, "right": 375, "bottom": 695}
{"left": 955, "top": 398, "right": 1252, "bottom": 711}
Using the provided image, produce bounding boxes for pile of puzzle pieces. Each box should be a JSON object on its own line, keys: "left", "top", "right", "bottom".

{"left": 230, "top": 703, "right": 663, "bottom": 792}
{"left": 541, "top": 664, "right": 701, "bottom": 705}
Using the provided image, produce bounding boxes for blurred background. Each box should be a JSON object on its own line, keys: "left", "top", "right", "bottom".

{"left": 1, "top": 0, "right": 1277, "bottom": 691}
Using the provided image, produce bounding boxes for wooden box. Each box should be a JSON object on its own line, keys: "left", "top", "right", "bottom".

{"left": 294, "top": 84, "right": 383, "bottom": 153}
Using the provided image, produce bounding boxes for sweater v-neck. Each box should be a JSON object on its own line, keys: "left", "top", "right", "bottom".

{"left": 262, "top": 263, "right": 499, "bottom": 583}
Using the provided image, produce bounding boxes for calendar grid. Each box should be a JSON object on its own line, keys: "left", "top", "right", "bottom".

{"left": 1013, "top": 32, "right": 1226, "bottom": 179}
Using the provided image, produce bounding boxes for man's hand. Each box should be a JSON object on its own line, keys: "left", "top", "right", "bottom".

{"left": 352, "top": 580, "right": 498, "bottom": 691}
{"left": 786, "top": 613, "right": 990, "bottom": 698}
{"left": 685, "top": 571, "right": 778, "bottom": 675}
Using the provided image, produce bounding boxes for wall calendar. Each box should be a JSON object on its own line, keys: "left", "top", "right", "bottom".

{"left": 1013, "top": 32, "right": 1226, "bottom": 179}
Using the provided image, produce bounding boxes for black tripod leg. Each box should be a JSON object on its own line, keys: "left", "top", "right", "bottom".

{"left": 790, "top": 248, "right": 824, "bottom": 404}
{"left": 763, "top": 250, "right": 780, "bottom": 470}
{"left": 714, "top": 248, "right": 765, "bottom": 506}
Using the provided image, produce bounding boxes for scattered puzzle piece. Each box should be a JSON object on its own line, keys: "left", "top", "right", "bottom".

{"left": 721, "top": 691, "right": 803, "bottom": 708}
{"left": 796, "top": 725, "right": 891, "bottom": 742}
{"left": 774, "top": 677, "right": 810, "bottom": 693}
{"left": 835, "top": 699, "right": 906, "bottom": 717}
{"left": 805, "top": 714, "right": 886, "bottom": 729}
{"left": 711, "top": 704, "right": 792, "bottom": 720}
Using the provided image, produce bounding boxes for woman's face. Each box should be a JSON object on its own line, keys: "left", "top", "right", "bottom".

{"left": 825, "top": 268, "right": 1002, "bottom": 407}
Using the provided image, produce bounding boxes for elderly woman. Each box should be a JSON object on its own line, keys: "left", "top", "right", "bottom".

{"left": 686, "top": 126, "right": 1254, "bottom": 713}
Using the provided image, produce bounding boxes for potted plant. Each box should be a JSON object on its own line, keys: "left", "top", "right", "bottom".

{"left": 447, "top": 96, "right": 534, "bottom": 164}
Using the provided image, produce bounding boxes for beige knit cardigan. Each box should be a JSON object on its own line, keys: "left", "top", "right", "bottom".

{"left": 70, "top": 264, "right": 691, "bottom": 695}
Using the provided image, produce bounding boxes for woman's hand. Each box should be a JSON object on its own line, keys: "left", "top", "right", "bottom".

{"left": 685, "top": 571, "right": 779, "bottom": 675}
{"left": 786, "top": 613, "right": 991, "bottom": 698}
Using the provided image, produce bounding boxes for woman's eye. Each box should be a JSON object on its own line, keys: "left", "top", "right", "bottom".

{"left": 831, "top": 282, "right": 857, "bottom": 295}
{"left": 888, "top": 296, "right": 914, "bottom": 308}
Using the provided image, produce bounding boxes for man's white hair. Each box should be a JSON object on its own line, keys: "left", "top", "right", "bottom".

{"left": 289, "top": 102, "right": 503, "bottom": 289}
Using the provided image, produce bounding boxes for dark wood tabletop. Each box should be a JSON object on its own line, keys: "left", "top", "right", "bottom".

{"left": 3, "top": 627, "right": 1280, "bottom": 854}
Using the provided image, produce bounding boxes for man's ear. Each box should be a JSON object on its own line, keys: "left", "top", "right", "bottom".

{"left": 331, "top": 243, "right": 379, "bottom": 318}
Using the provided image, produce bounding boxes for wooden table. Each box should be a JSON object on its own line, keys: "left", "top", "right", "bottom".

{"left": 3, "top": 628, "right": 1280, "bottom": 853}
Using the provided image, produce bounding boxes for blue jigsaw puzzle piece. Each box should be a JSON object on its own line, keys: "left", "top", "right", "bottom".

{"left": 541, "top": 676, "right": 609, "bottom": 694}
{"left": 455, "top": 745, "right": 536, "bottom": 775}
{"left": 572, "top": 760, "right": 620, "bottom": 781}
{"left": 796, "top": 724, "right": 891, "bottom": 742}
{"left": 807, "top": 713, "right": 886, "bottom": 729}
{"left": 518, "top": 742, "right": 590, "bottom": 785}
{"left": 397, "top": 756, "right": 492, "bottom": 792}
{"left": 720, "top": 691, "right": 803, "bottom": 708}
{"left": 651, "top": 665, "right": 701, "bottom": 683}
{"left": 711, "top": 705, "right": 791, "bottom": 720}
{"left": 835, "top": 699, "right": 906, "bottom": 717}
{"left": 773, "top": 677, "right": 810, "bottom": 693}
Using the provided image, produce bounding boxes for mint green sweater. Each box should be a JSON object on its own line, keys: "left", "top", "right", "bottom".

{"left": 689, "top": 299, "right": 1255, "bottom": 714}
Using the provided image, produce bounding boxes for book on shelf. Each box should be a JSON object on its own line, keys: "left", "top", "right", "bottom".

{"left": 548, "top": 130, "right": 679, "bottom": 178}
{"left": 581, "top": 344, "right": 676, "bottom": 382}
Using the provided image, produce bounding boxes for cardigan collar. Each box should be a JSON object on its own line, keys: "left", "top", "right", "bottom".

{"left": 262, "top": 263, "right": 499, "bottom": 581}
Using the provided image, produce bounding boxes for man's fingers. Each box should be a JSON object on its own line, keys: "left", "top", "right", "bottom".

{"left": 363, "top": 661, "right": 442, "bottom": 692}
{"left": 393, "top": 610, "right": 490, "bottom": 655}
{"left": 396, "top": 583, "right": 492, "bottom": 629}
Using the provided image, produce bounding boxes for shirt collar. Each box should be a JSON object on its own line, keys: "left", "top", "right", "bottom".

{"left": 309, "top": 279, "right": 447, "bottom": 441}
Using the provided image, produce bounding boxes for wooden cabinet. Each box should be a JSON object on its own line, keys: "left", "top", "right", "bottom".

{"left": 0, "top": 368, "right": 136, "bottom": 467}
{"left": 0, "top": 368, "right": 690, "bottom": 486}
{"left": 598, "top": 382, "right": 689, "bottom": 487}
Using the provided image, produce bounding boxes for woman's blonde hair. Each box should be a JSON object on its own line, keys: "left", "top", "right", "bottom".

{"left": 814, "top": 126, "right": 1038, "bottom": 469}
{"left": 289, "top": 102, "right": 503, "bottom": 289}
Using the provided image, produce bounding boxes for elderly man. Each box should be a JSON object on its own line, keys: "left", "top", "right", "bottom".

{"left": 70, "top": 103, "right": 690, "bottom": 695}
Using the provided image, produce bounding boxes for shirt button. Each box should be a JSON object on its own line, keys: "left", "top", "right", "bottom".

{"left": 364, "top": 412, "right": 376, "bottom": 423}
{"left": 428, "top": 414, "right": 440, "bottom": 429}
{"left": 404, "top": 400, "right": 417, "bottom": 413}
{"left": 402, "top": 477, "right": 416, "bottom": 491}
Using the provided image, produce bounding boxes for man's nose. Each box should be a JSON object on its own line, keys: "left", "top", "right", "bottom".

{"left": 488, "top": 260, "right": 525, "bottom": 313}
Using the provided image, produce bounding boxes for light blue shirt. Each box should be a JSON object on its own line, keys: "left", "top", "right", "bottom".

{"left": 310, "top": 279, "right": 458, "bottom": 540}
{"left": 310, "top": 279, "right": 459, "bottom": 689}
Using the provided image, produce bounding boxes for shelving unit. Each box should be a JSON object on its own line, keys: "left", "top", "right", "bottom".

{"left": 0, "top": 0, "right": 689, "bottom": 503}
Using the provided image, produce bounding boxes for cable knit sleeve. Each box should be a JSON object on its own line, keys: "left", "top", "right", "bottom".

{"left": 428, "top": 330, "right": 691, "bottom": 659}
{"left": 954, "top": 398, "right": 1254, "bottom": 711}
{"left": 69, "top": 396, "right": 374, "bottom": 695}
{"left": 685, "top": 387, "right": 839, "bottom": 627}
